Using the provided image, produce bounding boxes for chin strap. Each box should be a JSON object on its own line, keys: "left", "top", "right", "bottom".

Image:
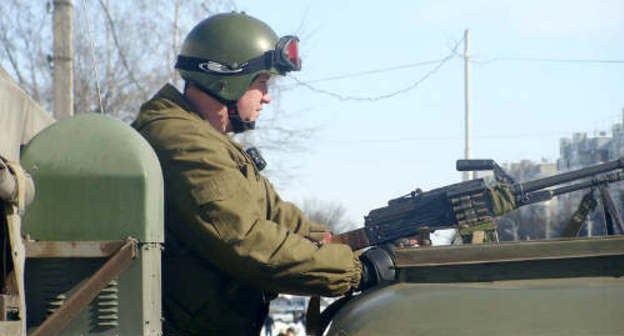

{"left": 227, "top": 103, "right": 255, "bottom": 133}
{"left": 186, "top": 81, "right": 256, "bottom": 133}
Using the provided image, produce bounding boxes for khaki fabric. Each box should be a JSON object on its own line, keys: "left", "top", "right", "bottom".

{"left": 133, "top": 84, "right": 360, "bottom": 335}
{"left": 0, "top": 68, "right": 55, "bottom": 161}
{"left": 0, "top": 160, "right": 30, "bottom": 336}
{"left": 0, "top": 67, "right": 52, "bottom": 336}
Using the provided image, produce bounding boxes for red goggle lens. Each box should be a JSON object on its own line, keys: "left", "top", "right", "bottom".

{"left": 276, "top": 36, "right": 301, "bottom": 71}
{"left": 285, "top": 39, "right": 299, "bottom": 66}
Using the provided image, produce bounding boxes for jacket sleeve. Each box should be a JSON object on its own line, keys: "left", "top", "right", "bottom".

{"left": 261, "top": 177, "right": 331, "bottom": 243}
{"left": 141, "top": 118, "right": 361, "bottom": 297}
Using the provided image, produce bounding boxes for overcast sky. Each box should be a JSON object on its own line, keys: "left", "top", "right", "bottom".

{"left": 235, "top": 0, "right": 624, "bottom": 226}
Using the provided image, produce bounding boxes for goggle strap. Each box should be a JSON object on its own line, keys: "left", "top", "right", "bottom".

{"left": 175, "top": 36, "right": 300, "bottom": 75}
{"left": 176, "top": 54, "right": 282, "bottom": 75}
{"left": 176, "top": 55, "right": 256, "bottom": 75}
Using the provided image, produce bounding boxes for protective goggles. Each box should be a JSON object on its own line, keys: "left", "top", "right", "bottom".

{"left": 175, "top": 35, "right": 301, "bottom": 75}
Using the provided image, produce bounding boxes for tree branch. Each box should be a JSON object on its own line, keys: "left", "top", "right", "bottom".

{"left": 0, "top": 30, "right": 25, "bottom": 85}
{"left": 95, "top": 0, "right": 146, "bottom": 96}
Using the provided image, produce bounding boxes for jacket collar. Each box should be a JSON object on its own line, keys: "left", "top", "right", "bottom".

{"left": 135, "top": 84, "right": 247, "bottom": 153}
{"left": 155, "top": 84, "right": 198, "bottom": 116}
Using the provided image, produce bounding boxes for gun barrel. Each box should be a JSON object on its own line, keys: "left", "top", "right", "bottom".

{"left": 552, "top": 171, "right": 624, "bottom": 196}
{"left": 516, "top": 157, "right": 624, "bottom": 194}
{"left": 521, "top": 171, "right": 624, "bottom": 205}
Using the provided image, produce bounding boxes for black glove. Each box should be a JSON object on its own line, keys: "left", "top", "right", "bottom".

{"left": 357, "top": 246, "right": 396, "bottom": 291}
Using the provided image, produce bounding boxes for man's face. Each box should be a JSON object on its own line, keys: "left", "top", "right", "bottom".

{"left": 236, "top": 73, "right": 272, "bottom": 124}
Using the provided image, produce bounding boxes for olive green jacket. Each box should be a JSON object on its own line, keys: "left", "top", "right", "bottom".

{"left": 133, "top": 84, "right": 361, "bottom": 335}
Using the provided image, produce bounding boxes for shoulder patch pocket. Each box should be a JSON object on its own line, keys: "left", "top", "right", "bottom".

{"left": 189, "top": 177, "right": 239, "bottom": 205}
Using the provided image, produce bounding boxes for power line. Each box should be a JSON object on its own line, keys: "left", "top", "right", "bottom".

{"left": 284, "top": 55, "right": 623, "bottom": 88}
{"left": 295, "top": 59, "right": 445, "bottom": 84}
{"left": 96, "top": 0, "right": 147, "bottom": 96}
{"left": 280, "top": 35, "right": 623, "bottom": 102}
{"left": 82, "top": 0, "right": 104, "bottom": 115}
{"left": 470, "top": 57, "right": 624, "bottom": 65}
{"left": 321, "top": 131, "right": 589, "bottom": 145}
{"left": 286, "top": 37, "right": 464, "bottom": 102}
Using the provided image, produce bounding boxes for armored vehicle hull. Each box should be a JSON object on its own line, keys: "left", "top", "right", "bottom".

{"left": 327, "top": 236, "right": 624, "bottom": 336}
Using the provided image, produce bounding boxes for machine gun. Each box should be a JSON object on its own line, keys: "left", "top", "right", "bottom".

{"left": 331, "top": 157, "right": 624, "bottom": 250}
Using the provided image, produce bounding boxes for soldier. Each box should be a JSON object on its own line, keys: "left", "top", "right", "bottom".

{"left": 132, "top": 12, "right": 394, "bottom": 335}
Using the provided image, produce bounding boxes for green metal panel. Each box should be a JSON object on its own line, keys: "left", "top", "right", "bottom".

{"left": 25, "top": 245, "right": 161, "bottom": 335}
{"left": 327, "top": 236, "right": 624, "bottom": 336}
{"left": 21, "top": 114, "right": 163, "bottom": 335}
{"left": 397, "top": 236, "right": 624, "bottom": 283}
{"left": 20, "top": 114, "right": 163, "bottom": 243}
{"left": 327, "top": 278, "right": 624, "bottom": 336}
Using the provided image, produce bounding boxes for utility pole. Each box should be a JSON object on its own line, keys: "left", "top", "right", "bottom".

{"left": 463, "top": 29, "right": 472, "bottom": 181}
{"left": 53, "top": 0, "right": 74, "bottom": 120}
{"left": 172, "top": 0, "right": 182, "bottom": 88}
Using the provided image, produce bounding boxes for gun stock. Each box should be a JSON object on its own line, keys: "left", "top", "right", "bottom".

{"left": 330, "top": 229, "right": 370, "bottom": 250}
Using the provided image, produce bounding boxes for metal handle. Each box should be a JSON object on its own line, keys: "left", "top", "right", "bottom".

{"left": 456, "top": 159, "right": 495, "bottom": 172}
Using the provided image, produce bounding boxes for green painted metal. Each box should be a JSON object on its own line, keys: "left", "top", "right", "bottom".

{"left": 20, "top": 114, "right": 163, "bottom": 243}
{"left": 327, "top": 236, "right": 624, "bottom": 336}
{"left": 25, "top": 248, "right": 161, "bottom": 335}
{"left": 395, "top": 236, "right": 624, "bottom": 267}
{"left": 327, "top": 278, "right": 624, "bottom": 336}
{"left": 20, "top": 114, "right": 163, "bottom": 335}
{"left": 397, "top": 236, "right": 624, "bottom": 283}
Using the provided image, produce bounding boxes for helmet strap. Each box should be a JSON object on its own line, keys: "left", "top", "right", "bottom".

{"left": 227, "top": 103, "right": 255, "bottom": 133}
{"left": 187, "top": 81, "right": 255, "bottom": 133}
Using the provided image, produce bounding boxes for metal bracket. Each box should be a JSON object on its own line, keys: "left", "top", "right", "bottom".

{"left": 25, "top": 240, "right": 125, "bottom": 258}
{"left": 598, "top": 185, "right": 624, "bottom": 235}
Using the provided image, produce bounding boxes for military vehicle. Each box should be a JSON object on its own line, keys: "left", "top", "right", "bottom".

{"left": 1, "top": 70, "right": 163, "bottom": 335}
{"left": 319, "top": 147, "right": 624, "bottom": 335}
{"left": 2, "top": 67, "right": 624, "bottom": 335}
{"left": 322, "top": 236, "right": 624, "bottom": 335}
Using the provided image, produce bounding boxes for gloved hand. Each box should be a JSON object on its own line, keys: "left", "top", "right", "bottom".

{"left": 305, "top": 222, "right": 333, "bottom": 245}
{"left": 357, "top": 246, "right": 396, "bottom": 291}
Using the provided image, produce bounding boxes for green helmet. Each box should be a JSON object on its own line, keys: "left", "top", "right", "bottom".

{"left": 175, "top": 13, "right": 301, "bottom": 132}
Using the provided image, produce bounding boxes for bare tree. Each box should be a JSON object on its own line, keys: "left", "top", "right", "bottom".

{"left": 1, "top": 0, "right": 315, "bottom": 185}
{"left": 0, "top": 0, "right": 237, "bottom": 116}
{"left": 300, "top": 198, "right": 358, "bottom": 233}
{"left": 0, "top": 1, "right": 53, "bottom": 109}
{"left": 236, "top": 83, "right": 317, "bottom": 188}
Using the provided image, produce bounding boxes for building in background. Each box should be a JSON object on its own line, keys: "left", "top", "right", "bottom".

{"left": 502, "top": 109, "right": 624, "bottom": 240}
{"left": 558, "top": 132, "right": 610, "bottom": 170}
{"left": 559, "top": 109, "right": 624, "bottom": 169}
